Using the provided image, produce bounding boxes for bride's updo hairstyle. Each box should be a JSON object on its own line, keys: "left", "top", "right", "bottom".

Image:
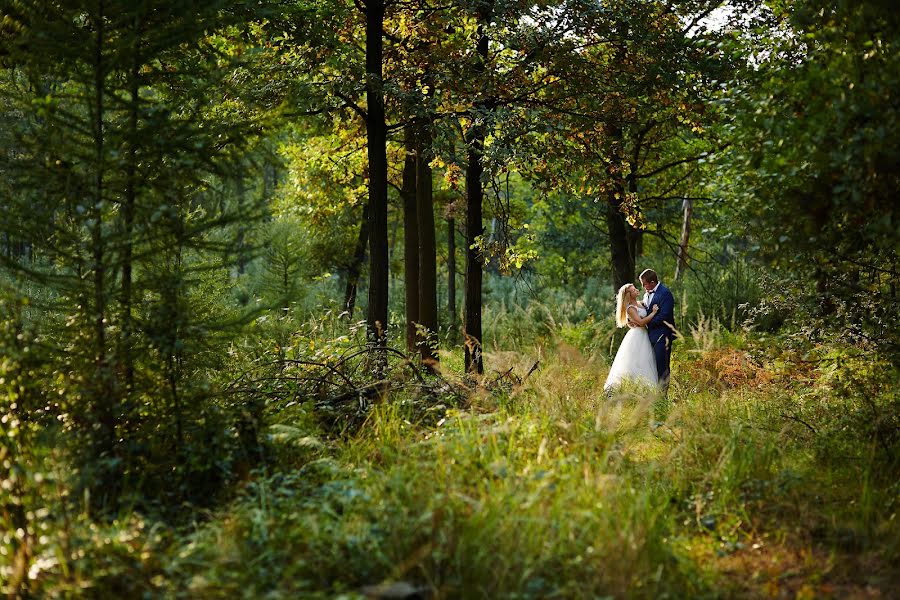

{"left": 615, "top": 284, "right": 632, "bottom": 328}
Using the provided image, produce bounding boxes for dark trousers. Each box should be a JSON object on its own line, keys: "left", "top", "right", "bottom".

{"left": 649, "top": 332, "right": 673, "bottom": 388}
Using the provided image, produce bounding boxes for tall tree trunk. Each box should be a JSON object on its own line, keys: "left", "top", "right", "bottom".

{"left": 121, "top": 24, "right": 139, "bottom": 392}
{"left": 166, "top": 249, "right": 184, "bottom": 458}
{"left": 344, "top": 201, "right": 369, "bottom": 319}
{"left": 365, "top": 0, "right": 389, "bottom": 358}
{"left": 464, "top": 13, "right": 489, "bottom": 375}
{"left": 92, "top": 0, "right": 118, "bottom": 506}
{"left": 416, "top": 120, "right": 438, "bottom": 366}
{"left": 447, "top": 217, "right": 457, "bottom": 340}
{"left": 401, "top": 127, "right": 419, "bottom": 352}
{"left": 464, "top": 147, "right": 484, "bottom": 374}
{"left": 606, "top": 124, "right": 635, "bottom": 290}
{"left": 236, "top": 173, "right": 247, "bottom": 275}
{"left": 606, "top": 195, "right": 635, "bottom": 291}
{"left": 674, "top": 198, "right": 693, "bottom": 281}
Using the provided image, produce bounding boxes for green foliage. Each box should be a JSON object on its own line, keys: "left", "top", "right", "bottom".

{"left": 1, "top": 1, "right": 897, "bottom": 597}
{"left": 719, "top": 0, "right": 899, "bottom": 355}
{"left": 0, "top": 0, "right": 273, "bottom": 515}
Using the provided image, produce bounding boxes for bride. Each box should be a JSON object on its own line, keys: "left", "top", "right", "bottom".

{"left": 603, "top": 283, "right": 659, "bottom": 392}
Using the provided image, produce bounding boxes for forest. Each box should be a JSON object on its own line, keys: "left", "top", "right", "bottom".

{"left": 0, "top": 0, "right": 897, "bottom": 597}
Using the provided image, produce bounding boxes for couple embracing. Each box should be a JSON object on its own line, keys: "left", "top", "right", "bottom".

{"left": 603, "top": 269, "right": 676, "bottom": 394}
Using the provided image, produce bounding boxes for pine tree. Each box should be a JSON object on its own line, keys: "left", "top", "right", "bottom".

{"left": 0, "top": 0, "right": 269, "bottom": 511}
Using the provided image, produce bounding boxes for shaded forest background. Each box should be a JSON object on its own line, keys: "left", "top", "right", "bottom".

{"left": 0, "top": 0, "right": 897, "bottom": 597}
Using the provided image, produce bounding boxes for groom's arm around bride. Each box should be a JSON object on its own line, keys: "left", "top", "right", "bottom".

{"left": 646, "top": 287, "right": 675, "bottom": 334}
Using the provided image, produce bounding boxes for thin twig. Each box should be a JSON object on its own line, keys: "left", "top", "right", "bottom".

{"left": 781, "top": 413, "right": 817, "bottom": 434}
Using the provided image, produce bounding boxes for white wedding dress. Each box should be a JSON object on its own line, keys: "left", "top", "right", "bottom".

{"left": 603, "top": 304, "right": 658, "bottom": 392}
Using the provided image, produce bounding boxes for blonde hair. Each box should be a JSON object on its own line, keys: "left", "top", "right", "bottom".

{"left": 615, "top": 284, "right": 632, "bottom": 328}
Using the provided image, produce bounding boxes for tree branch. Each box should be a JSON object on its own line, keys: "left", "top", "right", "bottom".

{"left": 334, "top": 90, "right": 368, "bottom": 123}
{"left": 782, "top": 413, "right": 817, "bottom": 434}
{"left": 637, "top": 149, "right": 713, "bottom": 180}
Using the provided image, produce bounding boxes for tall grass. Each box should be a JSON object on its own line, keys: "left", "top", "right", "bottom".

{"left": 160, "top": 333, "right": 900, "bottom": 598}
{"left": 6, "top": 293, "right": 898, "bottom": 598}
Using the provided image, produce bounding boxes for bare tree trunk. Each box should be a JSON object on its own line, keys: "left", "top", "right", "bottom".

{"left": 464, "top": 12, "right": 489, "bottom": 375}
{"left": 91, "top": 0, "right": 119, "bottom": 507}
{"left": 401, "top": 127, "right": 419, "bottom": 352}
{"left": 447, "top": 217, "right": 457, "bottom": 340}
{"left": 606, "top": 203, "right": 635, "bottom": 291}
{"left": 121, "top": 19, "right": 139, "bottom": 392}
{"left": 464, "top": 154, "right": 484, "bottom": 374}
{"left": 674, "top": 198, "right": 693, "bottom": 281}
{"left": 605, "top": 125, "right": 636, "bottom": 291}
{"left": 365, "top": 0, "right": 389, "bottom": 360}
{"left": 416, "top": 119, "right": 438, "bottom": 366}
{"left": 236, "top": 174, "right": 247, "bottom": 275}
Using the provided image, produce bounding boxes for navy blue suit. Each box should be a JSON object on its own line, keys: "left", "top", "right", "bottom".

{"left": 644, "top": 283, "right": 676, "bottom": 387}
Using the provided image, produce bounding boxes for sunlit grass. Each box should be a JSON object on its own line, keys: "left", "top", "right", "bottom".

{"left": 158, "top": 338, "right": 898, "bottom": 598}
{"left": 10, "top": 331, "right": 896, "bottom": 598}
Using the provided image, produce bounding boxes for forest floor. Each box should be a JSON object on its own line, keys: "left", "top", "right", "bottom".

{"left": 15, "top": 329, "right": 898, "bottom": 598}
{"left": 155, "top": 334, "right": 898, "bottom": 599}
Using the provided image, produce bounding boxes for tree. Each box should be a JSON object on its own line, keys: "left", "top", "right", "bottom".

{"left": 462, "top": 1, "right": 490, "bottom": 374}
{"left": 483, "top": 1, "right": 738, "bottom": 290}
{"left": 722, "top": 0, "right": 899, "bottom": 354}
{"left": 0, "top": 0, "right": 268, "bottom": 510}
{"left": 402, "top": 126, "right": 420, "bottom": 351}
{"left": 364, "top": 0, "right": 390, "bottom": 356}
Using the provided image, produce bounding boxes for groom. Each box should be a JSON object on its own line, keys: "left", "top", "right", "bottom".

{"left": 639, "top": 269, "right": 676, "bottom": 390}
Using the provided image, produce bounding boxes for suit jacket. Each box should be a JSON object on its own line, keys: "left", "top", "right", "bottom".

{"left": 645, "top": 283, "right": 675, "bottom": 344}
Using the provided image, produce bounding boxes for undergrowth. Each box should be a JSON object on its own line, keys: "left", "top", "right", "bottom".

{"left": 159, "top": 332, "right": 899, "bottom": 599}
{"left": 4, "top": 315, "right": 898, "bottom": 598}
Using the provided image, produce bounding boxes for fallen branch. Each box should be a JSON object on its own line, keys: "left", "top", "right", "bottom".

{"left": 781, "top": 413, "right": 817, "bottom": 434}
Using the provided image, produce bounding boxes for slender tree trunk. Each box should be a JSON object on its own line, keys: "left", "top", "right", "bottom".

{"left": 401, "top": 128, "right": 419, "bottom": 352}
{"left": 236, "top": 174, "right": 247, "bottom": 275}
{"left": 464, "top": 14, "right": 489, "bottom": 375}
{"left": 447, "top": 217, "right": 457, "bottom": 339}
{"left": 166, "top": 249, "right": 184, "bottom": 457}
{"left": 121, "top": 21, "right": 139, "bottom": 392}
{"left": 344, "top": 201, "right": 369, "bottom": 319}
{"left": 464, "top": 148, "right": 484, "bottom": 374}
{"left": 674, "top": 198, "right": 693, "bottom": 281}
{"left": 365, "top": 0, "right": 389, "bottom": 358}
{"left": 91, "top": 0, "right": 118, "bottom": 507}
{"left": 416, "top": 120, "right": 438, "bottom": 366}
